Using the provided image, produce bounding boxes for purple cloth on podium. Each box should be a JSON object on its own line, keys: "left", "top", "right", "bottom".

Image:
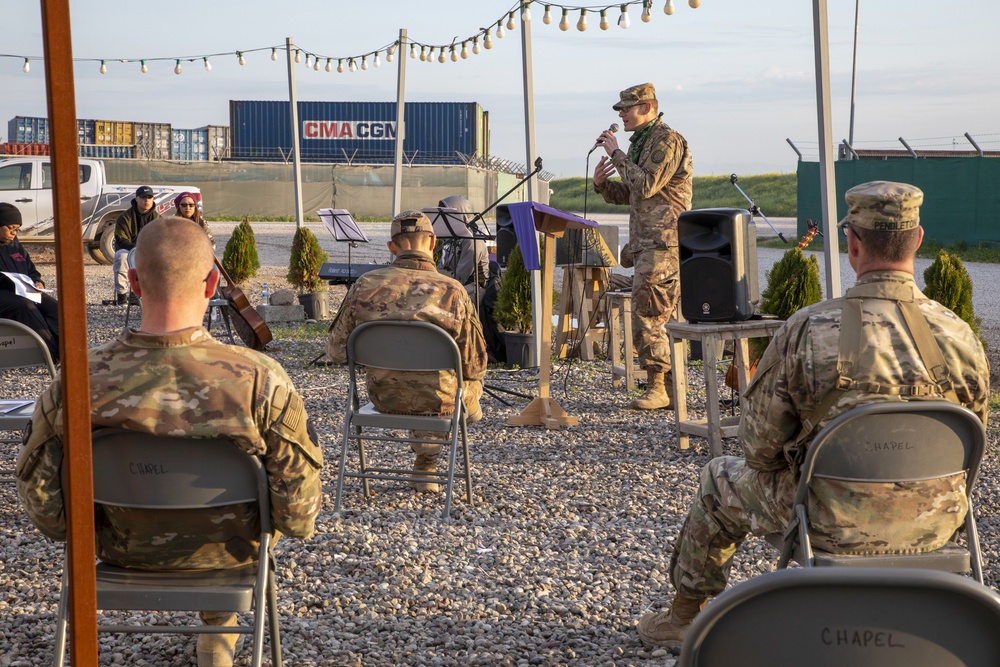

{"left": 507, "top": 202, "right": 598, "bottom": 271}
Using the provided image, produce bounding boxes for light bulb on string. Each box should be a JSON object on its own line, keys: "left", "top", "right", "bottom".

{"left": 689, "top": 0, "right": 701, "bottom": 7}
{"left": 325, "top": 58, "right": 333, "bottom": 72}
{"left": 521, "top": 2, "right": 531, "bottom": 22}
{"left": 618, "top": 5, "right": 631, "bottom": 28}
{"left": 484, "top": 30, "right": 493, "bottom": 49}
{"left": 271, "top": 47, "right": 278, "bottom": 61}
{"left": 361, "top": 56, "right": 368, "bottom": 70}
{"left": 461, "top": 41, "right": 469, "bottom": 59}
{"left": 349, "top": 58, "right": 357, "bottom": 72}
{"left": 314, "top": 58, "right": 321, "bottom": 71}
{"left": 420, "top": 45, "right": 427, "bottom": 61}
{"left": 642, "top": 1, "right": 652, "bottom": 21}
{"left": 337, "top": 59, "right": 345, "bottom": 73}
{"left": 600, "top": 9, "right": 610, "bottom": 29}
{"left": 506, "top": 12, "right": 516, "bottom": 30}
{"left": 410, "top": 43, "right": 417, "bottom": 59}
{"left": 140, "top": 60, "right": 148, "bottom": 73}
{"left": 22, "top": 58, "right": 29, "bottom": 73}
{"left": 238, "top": 52, "right": 246, "bottom": 66}
{"left": 387, "top": 43, "right": 397, "bottom": 61}
{"left": 543, "top": 5, "right": 552, "bottom": 24}
{"left": 304, "top": 53, "right": 311, "bottom": 68}
{"left": 438, "top": 49, "right": 447, "bottom": 64}
{"left": 174, "top": 59, "right": 182, "bottom": 75}
{"left": 577, "top": 8, "right": 587, "bottom": 31}
{"left": 427, "top": 47, "right": 434, "bottom": 61}
{"left": 497, "top": 20, "right": 505, "bottom": 39}
{"left": 664, "top": 0, "right": 675, "bottom": 13}
{"left": 204, "top": 57, "right": 212, "bottom": 72}
{"left": 374, "top": 52, "right": 381, "bottom": 67}
{"left": 450, "top": 46, "right": 458, "bottom": 62}
{"left": 294, "top": 50, "right": 301, "bottom": 63}
{"left": 559, "top": 8, "right": 570, "bottom": 30}
{"left": 99, "top": 60, "right": 107, "bottom": 74}
{"left": 472, "top": 37, "right": 481, "bottom": 54}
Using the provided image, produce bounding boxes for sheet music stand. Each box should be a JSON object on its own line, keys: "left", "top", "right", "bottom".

{"left": 422, "top": 207, "right": 493, "bottom": 314}
{"left": 318, "top": 208, "right": 369, "bottom": 267}
{"left": 504, "top": 201, "right": 599, "bottom": 430}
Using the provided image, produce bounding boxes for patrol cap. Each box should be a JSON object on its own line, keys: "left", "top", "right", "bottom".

{"left": 612, "top": 83, "right": 656, "bottom": 111}
{"left": 838, "top": 181, "right": 923, "bottom": 232}
{"left": 135, "top": 185, "right": 154, "bottom": 198}
{"left": 390, "top": 210, "right": 434, "bottom": 238}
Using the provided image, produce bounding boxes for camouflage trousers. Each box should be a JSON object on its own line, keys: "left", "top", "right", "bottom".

{"left": 632, "top": 248, "right": 680, "bottom": 373}
{"left": 412, "top": 379, "right": 483, "bottom": 456}
{"left": 669, "top": 456, "right": 794, "bottom": 599}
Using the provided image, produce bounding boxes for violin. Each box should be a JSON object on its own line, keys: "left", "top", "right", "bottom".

{"left": 213, "top": 258, "right": 273, "bottom": 351}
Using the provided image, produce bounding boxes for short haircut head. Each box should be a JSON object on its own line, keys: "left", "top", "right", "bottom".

{"left": 134, "top": 216, "right": 215, "bottom": 301}
{"left": 849, "top": 225, "right": 921, "bottom": 263}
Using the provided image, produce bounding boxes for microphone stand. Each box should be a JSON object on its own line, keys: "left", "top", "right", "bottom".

{"left": 730, "top": 174, "right": 788, "bottom": 244}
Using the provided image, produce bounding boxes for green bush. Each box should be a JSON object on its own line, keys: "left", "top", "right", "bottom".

{"left": 221, "top": 216, "right": 260, "bottom": 284}
{"left": 287, "top": 226, "right": 330, "bottom": 293}
{"left": 495, "top": 244, "right": 533, "bottom": 333}
{"left": 752, "top": 247, "right": 823, "bottom": 358}
{"left": 923, "top": 249, "right": 983, "bottom": 343}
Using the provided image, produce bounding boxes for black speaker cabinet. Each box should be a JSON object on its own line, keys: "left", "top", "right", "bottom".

{"left": 495, "top": 204, "right": 517, "bottom": 267}
{"left": 555, "top": 226, "right": 619, "bottom": 267}
{"left": 679, "top": 208, "right": 759, "bottom": 322}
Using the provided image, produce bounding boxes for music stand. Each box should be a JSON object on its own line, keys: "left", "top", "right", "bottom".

{"left": 422, "top": 207, "right": 493, "bottom": 314}
{"left": 318, "top": 208, "right": 369, "bottom": 267}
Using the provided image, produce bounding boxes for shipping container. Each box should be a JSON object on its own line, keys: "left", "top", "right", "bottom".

{"left": 172, "top": 128, "right": 209, "bottom": 161}
{"left": 79, "top": 144, "right": 135, "bottom": 159}
{"left": 8, "top": 116, "right": 50, "bottom": 144}
{"left": 0, "top": 142, "right": 50, "bottom": 156}
{"left": 200, "top": 125, "right": 231, "bottom": 160}
{"left": 95, "top": 120, "right": 135, "bottom": 146}
{"left": 77, "top": 119, "right": 96, "bottom": 145}
{"left": 134, "top": 122, "right": 172, "bottom": 160}
{"left": 229, "top": 100, "right": 488, "bottom": 164}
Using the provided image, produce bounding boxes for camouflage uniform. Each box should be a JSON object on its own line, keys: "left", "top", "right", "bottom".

{"left": 594, "top": 113, "right": 692, "bottom": 372}
{"left": 669, "top": 270, "right": 989, "bottom": 599}
{"left": 327, "top": 248, "right": 488, "bottom": 419}
{"left": 16, "top": 327, "right": 323, "bottom": 570}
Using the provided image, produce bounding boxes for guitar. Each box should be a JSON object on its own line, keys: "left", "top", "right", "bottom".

{"left": 213, "top": 258, "right": 273, "bottom": 351}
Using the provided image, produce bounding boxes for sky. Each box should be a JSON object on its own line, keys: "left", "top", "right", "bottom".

{"left": 3, "top": 0, "right": 998, "bottom": 179}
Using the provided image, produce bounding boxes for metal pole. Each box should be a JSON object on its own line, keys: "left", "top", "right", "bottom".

{"left": 392, "top": 29, "right": 407, "bottom": 217}
{"left": 40, "top": 0, "right": 98, "bottom": 663}
{"left": 786, "top": 138, "right": 803, "bottom": 161}
{"left": 848, "top": 0, "right": 860, "bottom": 154}
{"left": 813, "top": 0, "right": 842, "bottom": 298}
{"left": 286, "top": 37, "right": 304, "bottom": 228}
{"left": 965, "top": 132, "right": 984, "bottom": 157}
{"left": 521, "top": 6, "right": 542, "bottom": 367}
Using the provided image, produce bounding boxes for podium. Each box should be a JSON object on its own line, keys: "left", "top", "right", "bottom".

{"left": 504, "top": 202, "right": 600, "bottom": 429}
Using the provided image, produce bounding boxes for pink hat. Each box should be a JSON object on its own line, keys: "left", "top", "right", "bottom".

{"left": 173, "top": 192, "right": 197, "bottom": 209}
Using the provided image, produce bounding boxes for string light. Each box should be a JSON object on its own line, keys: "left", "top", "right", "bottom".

{"left": 497, "top": 21, "right": 505, "bottom": 39}
{"left": 618, "top": 4, "right": 631, "bottom": 28}
{"left": 577, "top": 8, "right": 588, "bottom": 30}
{"left": 386, "top": 44, "right": 396, "bottom": 63}
{"left": 337, "top": 59, "right": 345, "bottom": 73}
{"left": 294, "top": 50, "right": 301, "bottom": 63}
{"left": 99, "top": 60, "right": 107, "bottom": 74}
{"left": 689, "top": 0, "right": 701, "bottom": 6}
{"left": 238, "top": 52, "right": 246, "bottom": 66}
{"left": 600, "top": 9, "right": 610, "bottom": 29}
{"left": 374, "top": 51, "right": 381, "bottom": 67}
{"left": 521, "top": 2, "right": 532, "bottom": 22}
{"left": 304, "top": 53, "right": 311, "bottom": 68}
{"left": 361, "top": 55, "right": 368, "bottom": 70}
{"left": 461, "top": 41, "right": 469, "bottom": 59}
{"left": 473, "top": 36, "right": 481, "bottom": 54}
{"left": 203, "top": 57, "right": 212, "bottom": 72}
{"left": 559, "top": 7, "right": 571, "bottom": 30}
{"left": 642, "top": 1, "right": 652, "bottom": 21}
{"left": 314, "top": 57, "right": 321, "bottom": 70}
{"left": 484, "top": 29, "right": 494, "bottom": 49}
{"left": 325, "top": 58, "right": 333, "bottom": 72}
{"left": 664, "top": 0, "right": 674, "bottom": 13}
{"left": 140, "top": 60, "right": 148, "bottom": 73}
{"left": 450, "top": 45, "right": 459, "bottom": 62}
{"left": 420, "top": 45, "right": 428, "bottom": 61}
{"left": 410, "top": 43, "right": 418, "bottom": 59}
{"left": 506, "top": 11, "right": 516, "bottom": 30}
{"left": 22, "top": 58, "right": 30, "bottom": 74}
{"left": 271, "top": 47, "right": 278, "bottom": 61}
{"left": 438, "top": 49, "right": 447, "bottom": 63}
{"left": 349, "top": 58, "right": 357, "bottom": 72}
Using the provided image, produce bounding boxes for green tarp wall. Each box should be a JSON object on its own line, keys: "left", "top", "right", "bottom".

{"left": 797, "top": 158, "right": 1000, "bottom": 245}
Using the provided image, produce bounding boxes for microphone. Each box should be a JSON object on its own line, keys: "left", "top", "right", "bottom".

{"left": 588, "top": 123, "right": 620, "bottom": 155}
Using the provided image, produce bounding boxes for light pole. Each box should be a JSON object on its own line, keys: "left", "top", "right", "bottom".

{"left": 848, "top": 0, "right": 860, "bottom": 154}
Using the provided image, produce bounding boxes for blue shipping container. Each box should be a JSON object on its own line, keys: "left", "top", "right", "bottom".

{"left": 79, "top": 144, "right": 135, "bottom": 159}
{"left": 78, "top": 119, "right": 96, "bottom": 145}
{"left": 229, "top": 100, "right": 484, "bottom": 164}
{"left": 8, "top": 116, "right": 50, "bottom": 144}
{"left": 172, "top": 128, "right": 209, "bottom": 161}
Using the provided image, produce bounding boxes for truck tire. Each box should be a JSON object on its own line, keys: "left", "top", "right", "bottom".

{"left": 88, "top": 245, "right": 110, "bottom": 264}
{"left": 96, "top": 222, "right": 117, "bottom": 265}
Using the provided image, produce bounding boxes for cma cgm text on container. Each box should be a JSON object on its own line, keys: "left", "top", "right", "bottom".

{"left": 229, "top": 100, "right": 489, "bottom": 164}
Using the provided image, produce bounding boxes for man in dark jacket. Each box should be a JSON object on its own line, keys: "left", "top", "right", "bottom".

{"left": 111, "top": 185, "right": 159, "bottom": 305}
{"left": 0, "top": 203, "right": 59, "bottom": 362}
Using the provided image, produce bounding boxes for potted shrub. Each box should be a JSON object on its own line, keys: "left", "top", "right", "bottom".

{"left": 222, "top": 216, "right": 260, "bottom": 284}
{"left": 494, "top": 243, "right": 535, "bottom": 368}
{"left": 287, "top": 226, "right": 330, "bottom": 320}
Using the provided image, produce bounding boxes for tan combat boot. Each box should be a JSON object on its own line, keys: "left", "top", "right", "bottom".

{"left": 197, "top": 612, "right": 242, "bottom": 667}
{"left": 410, "top": 442, "right": 443, "bottom": 493}
{"left": 630, "top": 370, "right": 674, "bottom": 410}
{"left": 637, "top": 594, "right": 707, "bottom": 650}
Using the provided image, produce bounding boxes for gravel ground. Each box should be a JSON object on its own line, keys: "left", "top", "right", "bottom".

{"left": 1, "top": 223, "right": 999, "bottom": 666}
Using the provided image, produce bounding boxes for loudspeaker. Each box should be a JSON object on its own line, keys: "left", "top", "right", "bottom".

{"left": 679, "top": 208, "right": 759, "bottom": 323}
{"left": 556, "top": 226, "right": 619, "bottom": 267}
{"left": 495, "top": 204, "right": 517, "bottom": 267}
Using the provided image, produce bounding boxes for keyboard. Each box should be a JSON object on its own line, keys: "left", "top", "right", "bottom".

{"left": 318, "top": 262, "right": 383, "bottom": 285}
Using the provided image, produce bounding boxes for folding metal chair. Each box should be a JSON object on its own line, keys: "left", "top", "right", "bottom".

{"left": 768, "top": 401, "right": 986, "bottom": 582}
{"left": 52, "top": 429, "right": 282, "bottom": 667}
{"left": 679, "top": 568, "right": 1000, "bottom": 667}
{"left": 334, "top": 320, "right": 473, "bottom": 518}
{"left": 0, "top": 318, "right": 56, "bottom": 482}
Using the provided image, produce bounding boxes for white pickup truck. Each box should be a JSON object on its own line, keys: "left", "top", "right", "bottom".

{"left": 0, "top": 156, "right": 201, "bottom": 264}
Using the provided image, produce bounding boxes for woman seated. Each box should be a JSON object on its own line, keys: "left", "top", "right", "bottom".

{"left": 172, "top": 192, "right": 215, "bottom": 248}
{"left": 0, "top": 203, "right": 59, "bottom": 363}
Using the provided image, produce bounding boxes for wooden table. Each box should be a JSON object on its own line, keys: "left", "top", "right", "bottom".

{"left": 667, "top": 319, "right": 783, "bottom": 457}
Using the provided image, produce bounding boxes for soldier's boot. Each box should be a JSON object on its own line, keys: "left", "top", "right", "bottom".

{"left": 197, "top": 612, "right": 242, "bottom": 667}
{"left": 410, "top": 441, "right": 443, "bottom": 494}
{"left": 630, "top": 370, "right": 674, "bottom": 410}
{"left": 636, "top": 594, "right": 707, "bottom": 650}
